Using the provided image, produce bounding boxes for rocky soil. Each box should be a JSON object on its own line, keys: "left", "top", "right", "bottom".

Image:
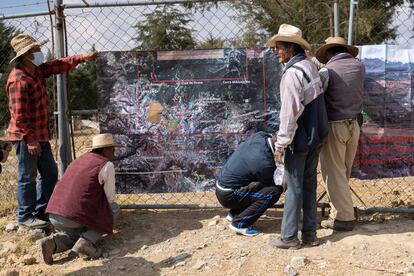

{"left": 0, "top": 209, "right": 413, "bottom": 276}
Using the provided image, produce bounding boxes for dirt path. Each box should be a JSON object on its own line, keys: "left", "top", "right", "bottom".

{"left": 1, "top": 209, "right": 413, "bottom": 276}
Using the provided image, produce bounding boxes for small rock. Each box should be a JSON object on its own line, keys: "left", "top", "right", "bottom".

{"left": 405, "top": 261, "right": 414, "bottom": 273}
{"left": 197, "top": 244, "right": 207, "bottom": 250}
{"left": 290, "top": 256, "right": 309, "bottom": 268}
{"left": 3, "top": 269, "right": 19, "bottom": 276}
{"left": 102, "top": 253, "right": 109, "bottom": 258}
{"left": 17, "top": 227, "right": 26, "bottom": 234}
{"left": 283, "top": 265, "right": 297, "bottom": 276}
{"left": 28, "top": 229, "right": 45, "bottom": 240}
{"left": 317, "top": 260, "right": 328, "bottom": 269}
{"left": 109, "top": 248, "right": 121, "bottom": 256}
{"left": 175, "top": 261, "right": 186, "bottom": 267}
{"left": 208, "top": 219, "right": 219, "bottom": 227}
{"left": 325, "top": 240, "right": 332, "bottom": 246}
{"left": 192, "top": 259, "right": 207, "bottom": 270}
{"left": 212, "top": 215, "right": 220, "bottom": 220}
{"left": 117, "top": 266, "right": 126, "bottom": 271}
{"left": 359, "top": 244, "right": 368, "bottom": 251}
{"left": 350, "top": 251, "right": 355, "bottom": 256}
{"left": 216, "top": 225, "right": 226, "bottom": 231}
{"left": 240, "top": 250, "right": 250, "bottom": 257}
{"left": 5, "top": 223, "right": 19, "bottom": 232}
{"left": 22, "top": 254, "right": 36, "bottom": 265}
{"left": 175, "top": 252, "right": 191, "bottom": 262}
{"left": 0, "top": 241, "right": 18, "bottom": 258}
{"left": 141, "top": 245, "right": 148, "bottom": 250}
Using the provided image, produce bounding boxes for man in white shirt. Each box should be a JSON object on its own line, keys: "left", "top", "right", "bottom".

{"left": 38, "top": 133, "right": 120, "bottom": 264}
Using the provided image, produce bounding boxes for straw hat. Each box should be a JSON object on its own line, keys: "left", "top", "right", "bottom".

{"left": 90, "top": 133, "right": 120, "bottom": 150}
{"left": 315, "top": 36, "right": 359, "bottom": 64}
{"left": 267, "top": 24, "right": 311, "bottom": 51}
{"left": 10, "top": 34, "right": 48, "bottom": 63}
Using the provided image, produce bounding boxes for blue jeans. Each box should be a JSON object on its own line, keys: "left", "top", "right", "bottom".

{"left": 281, "top": 144, "right": 322, "bottom": 240}
{"left": 13, "top": 141, "right": 58, "bottom": 222}
{"left": 49, "top": 203, "right": 120, "bottom": 252}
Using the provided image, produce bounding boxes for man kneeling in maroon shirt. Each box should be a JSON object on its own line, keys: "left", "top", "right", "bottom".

{"left": 38, "top": 133, "right": 120, "bottom": 264}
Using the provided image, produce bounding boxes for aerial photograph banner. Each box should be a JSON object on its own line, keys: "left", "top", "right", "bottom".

{"left": 355, "top": 45, "right": 414, "bottom": 179}
{"left": 97, "top": 45, "right": 414, "bottom": 193}
{"left": 97, "top": 49, "right": 282, "bottom": 193}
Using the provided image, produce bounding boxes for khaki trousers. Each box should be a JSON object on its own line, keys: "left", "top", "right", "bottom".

{"left": 320, "top": 120, "right": 360, "bottom": 221}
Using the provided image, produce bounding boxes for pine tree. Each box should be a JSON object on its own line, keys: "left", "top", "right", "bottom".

{"left": 231, "top": 0, "right": 413, "bottom": 48}
{"left": 134, "top": 5, "right": 196, "bottom": 50}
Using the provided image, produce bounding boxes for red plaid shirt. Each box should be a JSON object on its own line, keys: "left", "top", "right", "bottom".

{"left": 6, "top": 55, "right": 85, "bottom": 144}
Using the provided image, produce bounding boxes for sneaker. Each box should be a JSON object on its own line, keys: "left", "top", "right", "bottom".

{"left": 18, "top": 217, "right": 49, "bottom": 229}
{"left": 229, "top": 224, "right": 260, "bottom": 236}
{"left": 71, "top": 237, "right": 102, "bottom": 259}
{"left": 269, "top": 237, "right": 301, "bottom": 249}
{"left": 321, "top": 218, "right": 355, "bottom": 231}
{"left": 38, "top": 236, "right": 56, "bottom": 265}
{"left": 225, "top": 212, "right": 235, "bottom": 222}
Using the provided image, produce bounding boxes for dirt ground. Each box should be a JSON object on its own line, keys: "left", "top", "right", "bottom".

{"left": 0, "top": 209, "right": 413, "bottom": 276}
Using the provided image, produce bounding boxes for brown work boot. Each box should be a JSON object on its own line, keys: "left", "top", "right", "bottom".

{"left": 38, "top": 236, "right": 56, "bottom": 265}
{"left": 71, "top": 237, "right": 102, "bottom": 259}
{"left": 321, "top": 218, "right": 355, "bottom": 231}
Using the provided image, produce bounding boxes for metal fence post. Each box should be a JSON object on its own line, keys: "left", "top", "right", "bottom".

{"left": 55, "top": 0, "right": 72, "bottom": 174}
{"left": 333, "top": 0, "right": 340, "bottom": 37}
{"left": 348, "top": 0, "right": 357, "bottom": 44}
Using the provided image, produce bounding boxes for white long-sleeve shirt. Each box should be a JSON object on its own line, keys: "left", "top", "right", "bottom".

{"left": 98, "top": 161, "right": 116, "bottom": 203}
{"left": 275, "top": 58, "right": 324, "bottom": 150}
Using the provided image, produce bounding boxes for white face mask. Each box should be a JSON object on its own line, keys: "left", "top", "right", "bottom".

{"left": 32, "top": 51, "right": 44, "bottom": 66}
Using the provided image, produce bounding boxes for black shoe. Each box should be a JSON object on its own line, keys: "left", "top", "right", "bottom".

{"left": 301, "top": 235, "right": 320, "bottom": 246}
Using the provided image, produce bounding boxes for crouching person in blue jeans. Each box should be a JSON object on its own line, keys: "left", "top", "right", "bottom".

{"left": 38, "top": 133, "right": 120, "bottom": 264}
{"left": 216, "top": 131, "right": 283, "bottom": 236}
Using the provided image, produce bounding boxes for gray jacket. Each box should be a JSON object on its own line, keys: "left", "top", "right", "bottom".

{"left": 319, "top": 53, "right": 365, "bottom": 121}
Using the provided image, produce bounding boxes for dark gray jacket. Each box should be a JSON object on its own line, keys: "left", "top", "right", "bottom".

{"left": 218, "top": 132, "right": 275, "bottom": 188}
{"left": 322, "top": 53, "right": 365, "bottom": 121}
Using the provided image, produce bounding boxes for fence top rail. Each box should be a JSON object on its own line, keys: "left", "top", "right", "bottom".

{"left": 0, "top": 10, "right": 54, "bottom": 20}
{"left": 63, "top": 0, "right": 226, "bottom": 9}
{"left": 0, "top": 0, "right": 225, "bottom": 20}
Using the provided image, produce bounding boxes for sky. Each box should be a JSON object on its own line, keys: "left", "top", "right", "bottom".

{"left": 0, "top": 0, "right": 413, "bottom": 55}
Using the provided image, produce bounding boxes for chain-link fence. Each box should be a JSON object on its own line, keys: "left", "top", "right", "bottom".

{"left": 0, "top": 0, "right": 413, "bottom": 213}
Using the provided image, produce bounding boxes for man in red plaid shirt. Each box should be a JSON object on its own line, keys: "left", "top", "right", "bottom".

{"left": 6, "top": 33, "right": 97, "bottom": 229}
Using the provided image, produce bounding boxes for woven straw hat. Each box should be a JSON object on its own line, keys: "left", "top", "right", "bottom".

{"left": 10, "top": 33, "right": 48, "bottom": 63}
{"left": 315, "top": 36, "right": 359, "bottom": 64}
{"left": 267, "top": 24, "right": 311, "bottom": 51}
{"left": 90, "top": 133, "right": 120, "bottom": 150}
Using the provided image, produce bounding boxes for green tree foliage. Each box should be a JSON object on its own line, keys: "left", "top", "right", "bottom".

{"left": 198, "top": 33, "right": 225, "bottom": 48}
{"left": 134, "top": 5, "right": 196, "bottom": 50}
{"left": 231, "top": 0, "right": 413, "bottom": 48}
{"left": 67, "top": 59, "right": 97, "bottom": 111}
{"left": 0, "top": 22, "right": 19, "bottom": 130}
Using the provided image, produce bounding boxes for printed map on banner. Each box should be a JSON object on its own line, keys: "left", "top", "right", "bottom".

{"left": 354, "top": 45, "right": 414, "bottom": 179}
{"left": 97, "top": 49, "right": 282, "bottom": 193}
